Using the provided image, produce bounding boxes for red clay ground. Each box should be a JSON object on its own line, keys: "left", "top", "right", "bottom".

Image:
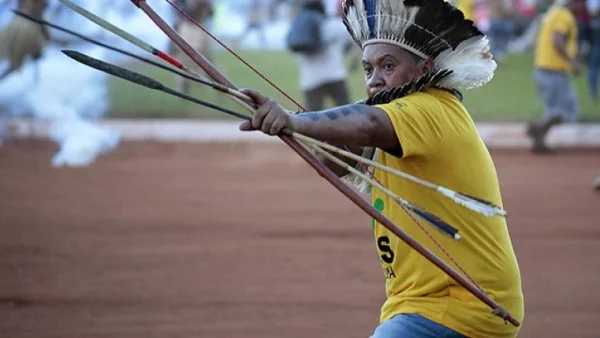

{"left": 0, "top": 140, "right": 599, "bottom": 338}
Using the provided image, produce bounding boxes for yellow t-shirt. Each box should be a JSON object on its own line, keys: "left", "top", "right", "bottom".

{"left": 372, "top": 88, "right": 524, "bottom": 338}
{"left": 535, "top": 6, "right": 578, "bottom": 71}
{"left": 457, "top": 0, "right": 476, "bottom": 22}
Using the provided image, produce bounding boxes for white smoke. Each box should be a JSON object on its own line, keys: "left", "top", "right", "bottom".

{"left": 0, "top": 0, "right": 175, "bottom": 167}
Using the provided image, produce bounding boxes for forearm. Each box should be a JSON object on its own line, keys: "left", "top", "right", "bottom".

{"left": 556, "top": 43, "right": 573, "bottom": 62}
{"left": 291, "top": 104, "right": 381, "bottom": 147}
{"left": 240, "top": 89, "right": 397, "bottom": 168}
{"left": 553, "top": 35, "right": 574, "bottom": 63}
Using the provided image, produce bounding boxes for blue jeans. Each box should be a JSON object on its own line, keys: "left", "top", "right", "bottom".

{"left": 372, "top": 314, "right": 465, "bottom": 338}
{"left": 588, "top": 21, "right": 600, "bottom": 100}
{"left": 488, "top": 19, "right": 515, "bottom": 61}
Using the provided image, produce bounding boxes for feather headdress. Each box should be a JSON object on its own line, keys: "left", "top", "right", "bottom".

{"left": 341, "top": 0, "right": 497, "bottom": 90}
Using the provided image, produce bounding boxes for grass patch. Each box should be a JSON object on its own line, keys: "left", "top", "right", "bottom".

{"left": 108, "top": 51, "right": 599, "bottom": 122}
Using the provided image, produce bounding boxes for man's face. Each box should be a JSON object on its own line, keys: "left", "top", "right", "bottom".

{"left": 362, "top": 43, "right": 433, "bottom": 98}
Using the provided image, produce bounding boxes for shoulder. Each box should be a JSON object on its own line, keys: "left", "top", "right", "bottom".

{"left": 373, "top": 89, "right": 472, "bottom": 159}
{"left": 383, "top": 89, "right": 461, "bottom": 111}
{"left": 382, "top": 89, "right": 472, "bottom": 132}
{"left": 552, "top": 7, "right": 575, "bottom": 21}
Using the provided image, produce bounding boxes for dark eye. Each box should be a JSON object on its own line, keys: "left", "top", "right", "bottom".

{"left": 384, "top": 62, "right": 395, "bottom": 70}
{"left": 363, "top": 65, "right": 373, "bottom": 75}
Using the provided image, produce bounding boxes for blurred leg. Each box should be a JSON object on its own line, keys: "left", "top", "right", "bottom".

{"left": 327, "top": 80, "right": 351, "bottom": 107}
{"left": 588, "top": 25, "right": 600, "bottom": 101}
{"left": 305, "top": 85, "right": 325, "bottom": 111}
{"left": 174, "top": 74, "right": 190, "bottom": 95}
{"left": 577, "top": 21, "right": 592, "bottom": 61}
{"left": 488, "top": 20, "right": 502, "bottom": 61}
{"left": 528, "top": 69, "right": 573, "bottom": 154}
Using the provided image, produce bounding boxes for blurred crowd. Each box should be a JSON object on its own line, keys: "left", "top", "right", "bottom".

{"left": 0, "top": 0, "right": 597, "bottom": 185}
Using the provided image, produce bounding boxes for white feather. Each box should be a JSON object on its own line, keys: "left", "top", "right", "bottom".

{"left": 435, "top": 36, "right": 497, "bottom": 90}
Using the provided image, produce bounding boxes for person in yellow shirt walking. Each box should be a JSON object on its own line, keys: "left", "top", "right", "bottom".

{"left": 527, "top": 0, "right": 587, "bottom": 154}
{"left": 237, "top": 1, "right": 524, "bottom": 337}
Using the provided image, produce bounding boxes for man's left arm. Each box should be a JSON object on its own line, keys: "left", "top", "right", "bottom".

{"left": 238, "top": 89, "right": 400, "bottom": 153}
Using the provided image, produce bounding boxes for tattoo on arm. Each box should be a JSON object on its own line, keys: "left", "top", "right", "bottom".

{"left": 298, "top": 105, "right": 367, "bottom": 121}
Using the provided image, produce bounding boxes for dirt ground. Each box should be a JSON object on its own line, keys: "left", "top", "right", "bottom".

{"left": 0, "top": 140, "right": 599, "bottom": 338}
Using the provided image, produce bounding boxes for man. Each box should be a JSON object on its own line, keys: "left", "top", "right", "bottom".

{"left": 587, "top": 0, "right": 600, "bottom": 101}
{"left": 527, "top": 0, "right": 586, "bottom": 154}
{"left": 589, "top": 1, "right": 600, "bottom": 192}
{"left": 0, "top": 0, "right": 49, "bottom": 81}
{"left": 238, "top": 0, "right": 524, "bottom": 337}
{"left": 172, "top": 0, "right": 214, "bottom": 95}
{"left": 287, "top": 0, "right": 352, "bottom": 110}
{"left": 486, "top": 0, "right": 515, "bottom": 63}
{"left": 237, "top": 0, "right": 268, "bottom": 46}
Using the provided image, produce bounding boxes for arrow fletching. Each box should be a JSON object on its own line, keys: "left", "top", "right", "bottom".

{"left": 436, "top": 187, "right": 507, "bottom": 217}
{"left": 406, "top": 204, "right": 461, "bottom": 241}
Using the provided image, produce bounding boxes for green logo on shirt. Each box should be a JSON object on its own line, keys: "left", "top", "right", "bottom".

{"left": 395, "top": 102, "right": 408, "bottom": 110}
{"left": 372, "top": 198, "right": 385, "bottom": 230}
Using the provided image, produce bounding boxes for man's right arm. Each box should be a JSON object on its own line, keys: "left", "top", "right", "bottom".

{"left": 552, "top": 31, "right": 580, "bottom": 74}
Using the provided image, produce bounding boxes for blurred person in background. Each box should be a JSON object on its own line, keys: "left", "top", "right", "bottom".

{"left": 171, "top": 0, "right": 214, "bottom": 96}
{"left": 237, "top": 0, "right": 269, "bottom": 46}
{"left": 509, "top": 0, "right": 554, "bottom": 53}
{"left": 575, "top": 0, "right": 592, "bottom": 59}
{"left": 486, "top": 0, "right": 515, "bottom": 63}
{"left": 336, "top": 0, "right": 361, "bottom": 72}
{"left": 586, "top": 0, "right": 600, "bottom": 101}
{"left": 527, "top": 0, "right": 586, "bottom": 154}
{"left": 0, "top": 0, "right": 49, "bottom": 82}
{"left": 587, "top": 0, "right": 600, "bottom": 190}
{"left": 286, "top": 0, "right": 351, "bottom": 111}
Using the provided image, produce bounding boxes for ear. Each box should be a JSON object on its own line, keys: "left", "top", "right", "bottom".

{"left": 418, "top": 58, "right": 435, "bottom": 74}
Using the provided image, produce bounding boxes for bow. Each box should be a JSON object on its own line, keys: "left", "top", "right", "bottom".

{"left": 44, "top": 0, "right": 520, "bottom": 327}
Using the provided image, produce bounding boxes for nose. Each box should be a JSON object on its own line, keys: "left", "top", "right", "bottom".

{"left": 367, "top": 68, "right": 386, "bottom": 97}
